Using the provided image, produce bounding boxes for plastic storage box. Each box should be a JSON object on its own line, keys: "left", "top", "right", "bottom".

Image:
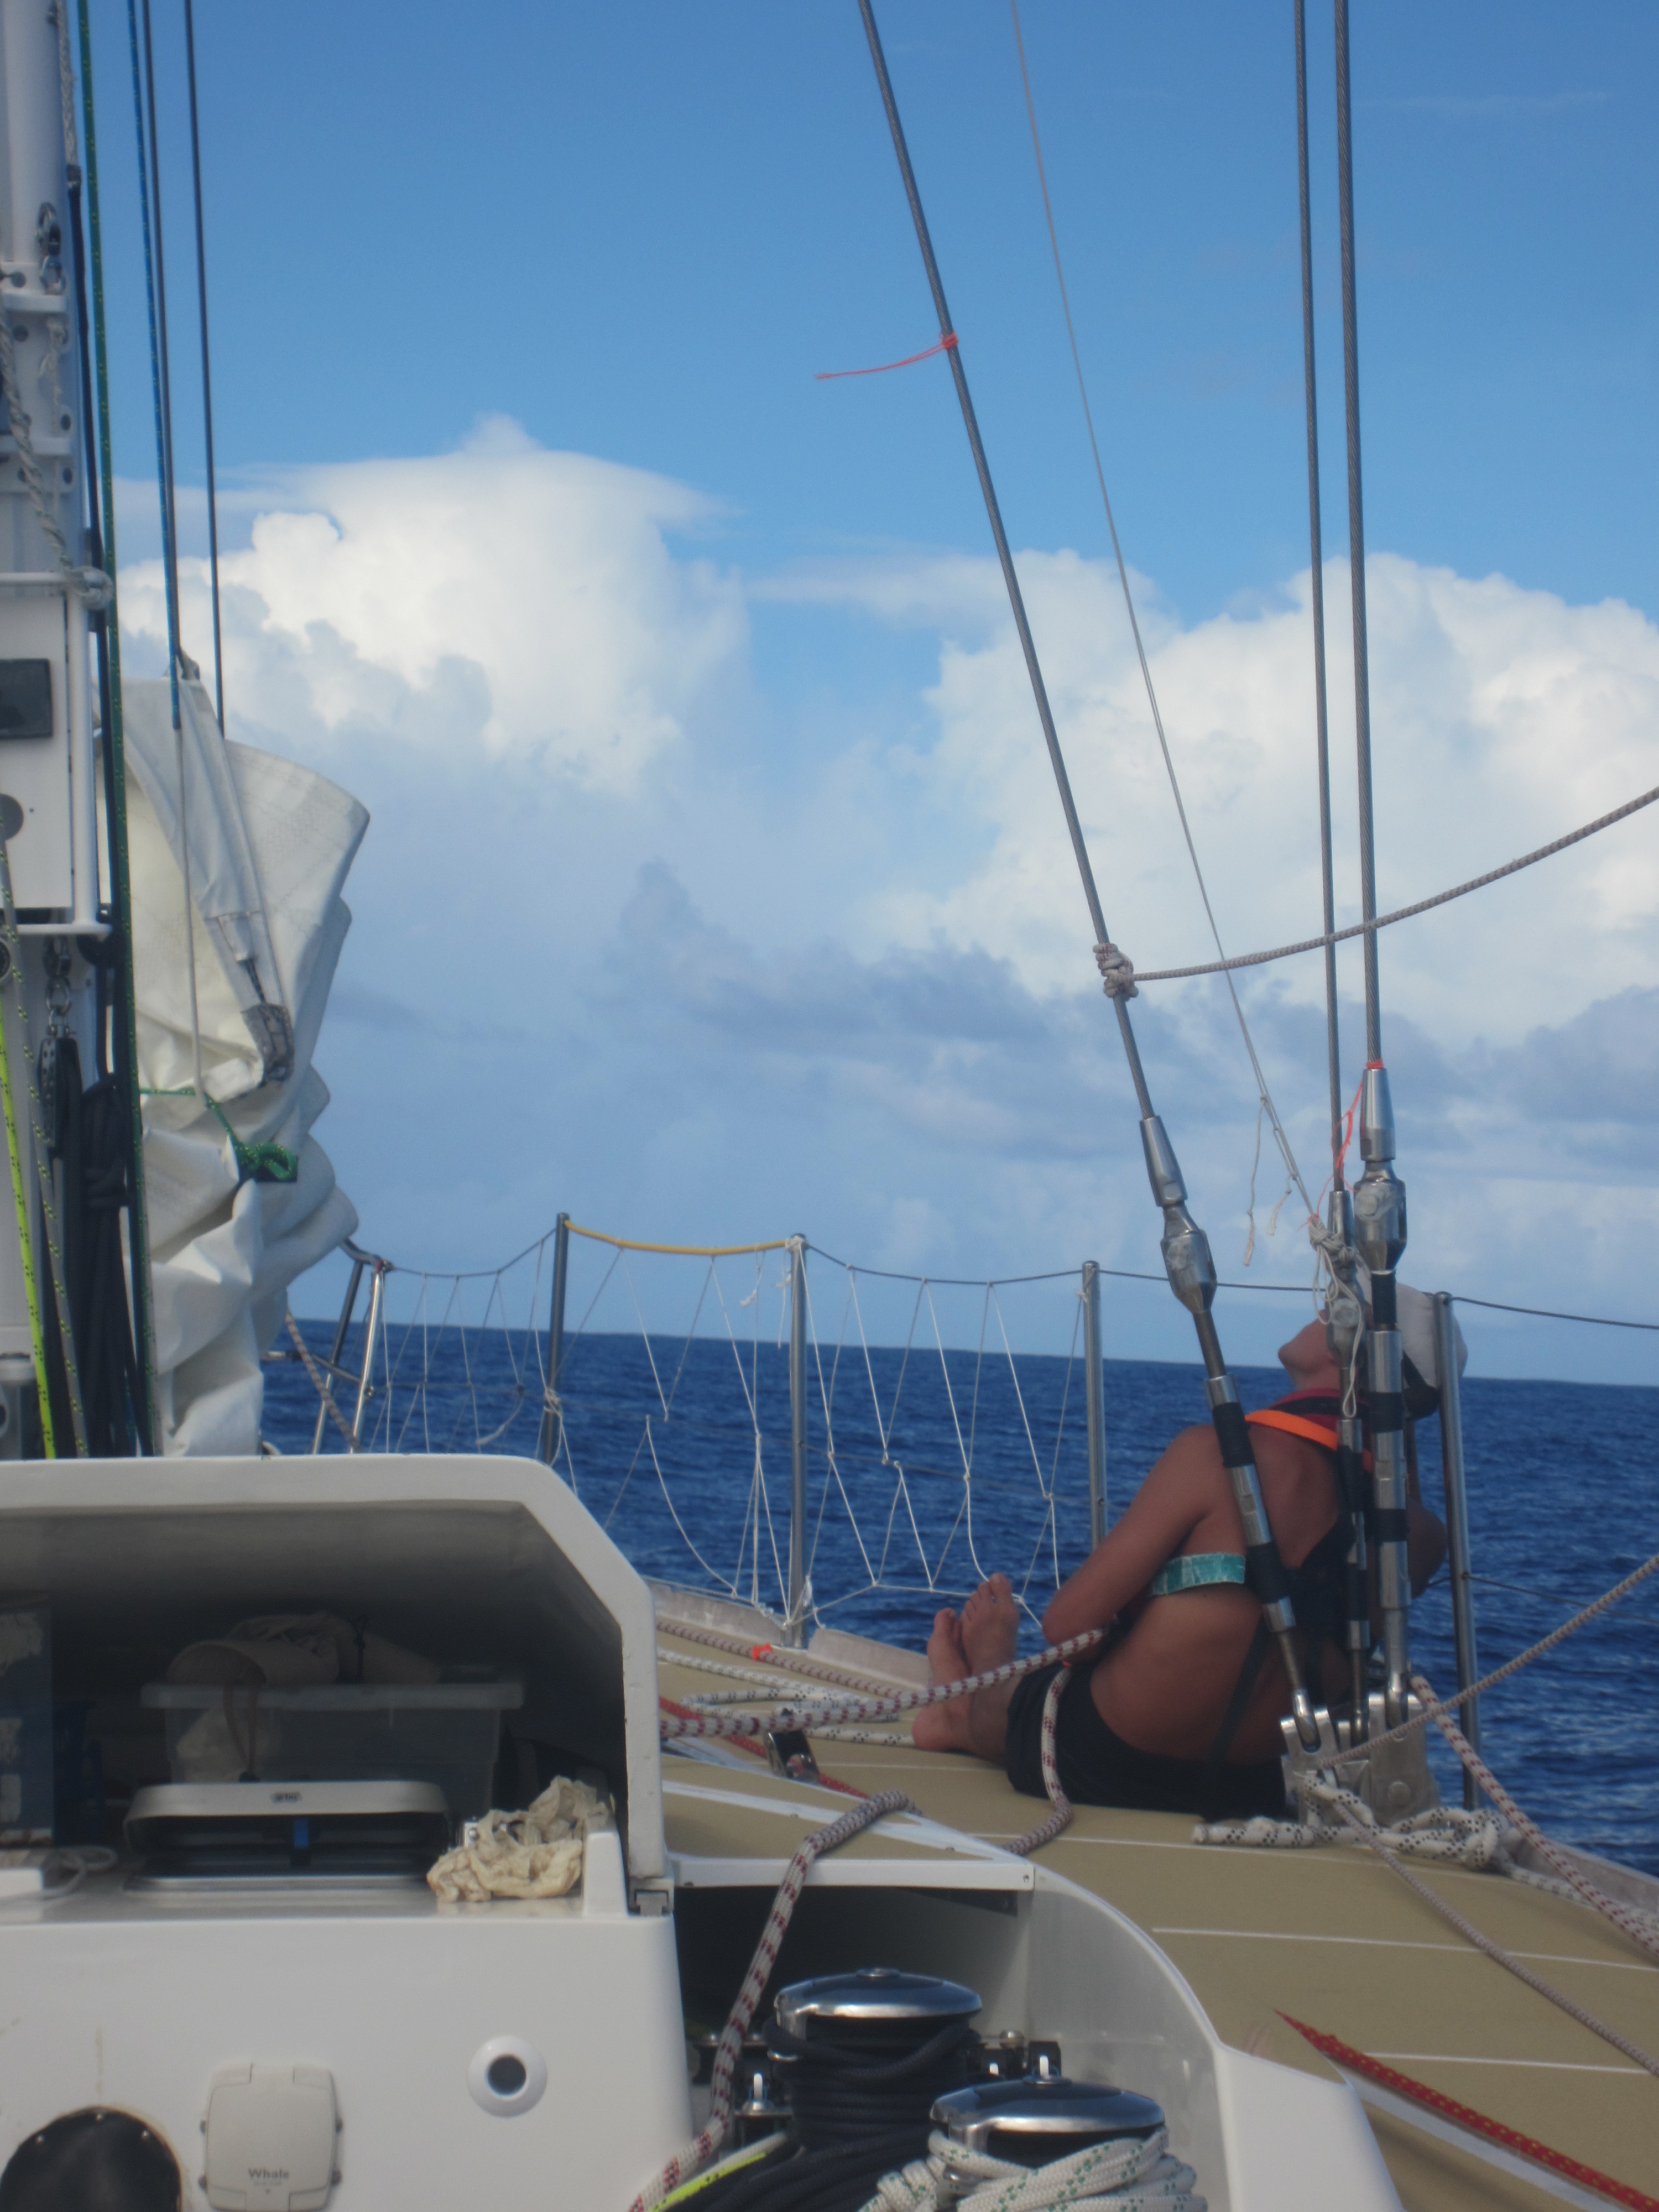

{"left": 142, "top": 1680, "right": 524, "bottom": 1819}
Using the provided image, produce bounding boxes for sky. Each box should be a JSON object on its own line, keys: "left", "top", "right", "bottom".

{"left": 83, "top": 1, "right": 1659, "bottom": 1382}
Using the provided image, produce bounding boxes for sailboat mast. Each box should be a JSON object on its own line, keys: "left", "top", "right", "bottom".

{"left": 854, "top": 0, "right": 1324, "bottom": 1753}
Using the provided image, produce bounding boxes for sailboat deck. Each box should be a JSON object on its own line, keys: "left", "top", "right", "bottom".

{"left": 656, "top": 1626, "right": 1657, "bottom": 2212}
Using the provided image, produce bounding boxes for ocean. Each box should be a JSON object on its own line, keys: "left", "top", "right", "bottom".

{"left": 267, "top": 1321, "right": 1659, "bottom": 1876}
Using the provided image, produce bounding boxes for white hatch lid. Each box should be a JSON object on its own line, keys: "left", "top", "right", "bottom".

{"left": 203, "top": 2062, "right": 339, "bottom": 2211}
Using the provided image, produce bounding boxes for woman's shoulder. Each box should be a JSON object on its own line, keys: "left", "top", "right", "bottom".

{"left": 1148, "top": 1422, "right": 1226, "bottom": 1490}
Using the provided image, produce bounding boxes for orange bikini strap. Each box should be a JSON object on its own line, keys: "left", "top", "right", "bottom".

{"left": 1246, "top": 1408, "right": 1337, "bottom": 1448}
{"left": 1246, "top": 1407, "right": 1373, "bottom": 1470}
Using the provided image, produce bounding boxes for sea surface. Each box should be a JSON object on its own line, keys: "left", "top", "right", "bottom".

{"left": 267, "top": 1324, "right": 1659, "bottom": 1876}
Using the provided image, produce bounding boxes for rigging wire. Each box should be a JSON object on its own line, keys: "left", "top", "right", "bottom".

{"left": 76, "top": 0, "right": 159, "bottom": 1450}
{"left": 1293, "top": 0, "right": 1344, "bottom": 1174}
{"left": 132, "top": 0, "right": 180, "bottom": 697}
{"left": 1123, "top": 779, "right": 1659, "bottom": 982}
{"left": 1005, "top": 0, "right": 1313, "bottom": 1232}
{"left": 1334, "top": 0, "right": 1381, "bottom": 1060}
{"left": 128, "top": 0, "right": 205, "bottom": 1103}
{"left": 181, "top": 0, "right": 223, "bottom": 732}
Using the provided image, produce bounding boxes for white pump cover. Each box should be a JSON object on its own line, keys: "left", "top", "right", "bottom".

{"left": 122, "top": 679, "right": 367, "bottom": 1455}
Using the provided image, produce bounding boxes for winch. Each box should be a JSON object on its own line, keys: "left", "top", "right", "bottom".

{"left": 765, "top": 1968, "right": 981, "bottom": 2154}
{"left": 932, "top": 2076, "right": 1166, "bottom": 2167}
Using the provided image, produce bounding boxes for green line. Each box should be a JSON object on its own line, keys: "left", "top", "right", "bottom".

{"left": 78, "top": 0, "right": 159, "bottom": 1450}
{"left": 0, "top": 980, "right": 54, "bottom": 1457}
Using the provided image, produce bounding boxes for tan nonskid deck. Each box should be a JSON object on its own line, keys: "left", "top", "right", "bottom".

{"left": 655, "top": 1624, "right": 1658, "bottom": 2211}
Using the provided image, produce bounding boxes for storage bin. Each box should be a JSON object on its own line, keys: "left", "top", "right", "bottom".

{"left": 142, "top": 1680, "right": 524, "bottom": 1818}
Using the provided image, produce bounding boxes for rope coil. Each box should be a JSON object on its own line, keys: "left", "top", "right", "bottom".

{"left": 858, "top": 2122, "right": 1202, "bottom": 2212}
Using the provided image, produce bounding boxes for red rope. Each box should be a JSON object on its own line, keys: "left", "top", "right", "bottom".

{"left": 1281, "top": 2015, "right": 1659, "bottom": 2212}
{"left": 816, "top": 331, "right": 959, "bottom": 379}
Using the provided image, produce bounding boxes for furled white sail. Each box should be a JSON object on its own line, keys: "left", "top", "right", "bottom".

{"left": 122, "top": 678, "right": 366, "bottom": 1454}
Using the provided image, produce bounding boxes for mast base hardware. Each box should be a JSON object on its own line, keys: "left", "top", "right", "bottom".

{"left": 1282, "top": 1692, "right": 1440, "bottom": 1825}
{"left": 765, "top": 1726, "right": 820, "bottom": 1783}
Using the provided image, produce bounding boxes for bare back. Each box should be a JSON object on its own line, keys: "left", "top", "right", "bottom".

{"left": 1040, "top": 1416, "right": 1444, "bottom": 1765}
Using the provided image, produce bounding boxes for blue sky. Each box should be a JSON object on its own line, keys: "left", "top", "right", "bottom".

{"left": 89, "top": 2, "right": 1659, "bottom": 1382}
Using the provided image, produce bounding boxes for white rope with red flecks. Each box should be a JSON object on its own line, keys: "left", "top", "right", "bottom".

{"left": 657, "top": 1629, "right": 1105, "bottom": 1746}
{"left": 1410, "top": 1672, "right": 1659, "bottom": 1967}
{"left": 1008, "top": 1666, "right": 1074, "bottom": 1856}
{"left": 624, "top": 1790, "right": 915, "bottom": 2212}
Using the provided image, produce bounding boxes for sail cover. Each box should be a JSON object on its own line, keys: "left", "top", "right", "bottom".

{"left": 122, "top": 678, "right": 367, "bottom": 1454}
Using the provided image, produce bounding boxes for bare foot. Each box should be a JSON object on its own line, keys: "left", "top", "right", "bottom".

{"left": 961, "top": 1574, "right": 1019, "bottom": 1676}
{"left": 913, "top": 1609, "right": 973, "bottom": 1751}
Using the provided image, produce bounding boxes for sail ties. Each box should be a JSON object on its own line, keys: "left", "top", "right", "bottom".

{"left": 1093, "top": 942, "right": 1138, "bottom": 1000}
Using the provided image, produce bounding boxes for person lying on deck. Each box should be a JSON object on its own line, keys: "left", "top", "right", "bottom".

{"left": 912, "top": 1286, "right": 1455, "bottom": 1819}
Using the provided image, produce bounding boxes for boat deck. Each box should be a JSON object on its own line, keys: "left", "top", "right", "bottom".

{"left": 656, "top": 1622, "right": 1657, "bottom": 2212}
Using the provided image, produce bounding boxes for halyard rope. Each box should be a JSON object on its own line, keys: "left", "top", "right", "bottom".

{"left": 1008, "top": 1665, "right": 1074, "bottom": 1856}
{"left": 1411, "top": 1670, "right": 1659, "bottom": 1966}
{"left": 624, "top": 1790, "right": 914, "bottom": 2212}
{"left": 1355, "top": 1543, "right": 1659, "bottom": 1756}
{"left": 1198, "top": 1781, "right": 1659, "bottom": 2075}
{"left": 1319, "top": 1783, "right": 1659, "bottom": 2078}
{"left": 656, "top": 1629, "right": 1106, "bottom": 1744}
{"left": 286, "top": 1312, "right": 356, "bottom": 1451}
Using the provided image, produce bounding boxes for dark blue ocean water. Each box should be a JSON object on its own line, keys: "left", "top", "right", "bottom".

{"left": 267, "top": 1325, "right": 1659, "bottom": 1875}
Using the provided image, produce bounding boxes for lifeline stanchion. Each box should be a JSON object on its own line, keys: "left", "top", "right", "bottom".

{"left": 536, "top": 1212, "right": 570, "bottom": 1467}
{"left": 853, "top": 0, "right": 1322, "bottom": 1749}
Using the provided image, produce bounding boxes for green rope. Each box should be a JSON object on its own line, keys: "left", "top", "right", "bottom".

{"left": 77, "top": 0, "right": 159, "bottom": 1448}
{"left": 210, "top": 1098, "right": 298, "bottom": 1184}
{"left": 144, "top": 1088, "right": 298, "bottom": 1185}
{"left": 0, "top": 984, "right": 55, "bottom": 1457}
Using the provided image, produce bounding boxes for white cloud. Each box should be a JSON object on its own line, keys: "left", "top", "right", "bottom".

{"left": 777, "top": 546, "right": 1659, "bottom": 1051}
{"left": 117, "top": 418, "right": 748, "bottom": 792}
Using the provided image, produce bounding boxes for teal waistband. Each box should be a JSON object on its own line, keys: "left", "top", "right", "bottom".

{"left": 1149, "top": 1552, "right": 1246, "bottom": 1598}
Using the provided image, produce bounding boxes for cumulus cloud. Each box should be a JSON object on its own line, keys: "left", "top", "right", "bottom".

{"left": 770, "top": 547, "right": 1659, "bottom": 1052}
{"left": 118, "top": 418, "right": 748, "bottom": 791}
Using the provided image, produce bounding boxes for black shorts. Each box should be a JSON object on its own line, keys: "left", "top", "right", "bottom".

{"left": 1004, "top": 1661, "right": 1287, "bottom": 1821}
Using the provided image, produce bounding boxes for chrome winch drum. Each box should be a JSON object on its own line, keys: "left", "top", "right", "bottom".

{"left": 772, "top": 1968, "right": 982, "bottom": 2049}
{"left": 931, "top": 2077, "right": 1165, "bottom": 2169}
{"left": 766, "top": 1969, "right": 983, "bottom": 2155}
